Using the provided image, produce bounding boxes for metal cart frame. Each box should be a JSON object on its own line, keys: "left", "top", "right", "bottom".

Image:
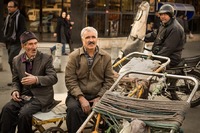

{"left": 77, "top": 70, "right": 199, "bottom": 133}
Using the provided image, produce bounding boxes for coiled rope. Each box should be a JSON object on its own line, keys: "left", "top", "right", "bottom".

{"left": 93, "top": 91, "right": 189, "bottom": 131}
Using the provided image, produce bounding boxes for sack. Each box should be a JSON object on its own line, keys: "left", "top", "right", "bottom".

{"left": 119, "top": 119, "right": 148, "bottom": 133}
{"left": 189, "top": 32, "right": 194, "bottom": 39}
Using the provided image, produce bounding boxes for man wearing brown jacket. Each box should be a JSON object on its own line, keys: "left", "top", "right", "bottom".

{"left": 65, "top": 26, "right": 114, "bottom": 133}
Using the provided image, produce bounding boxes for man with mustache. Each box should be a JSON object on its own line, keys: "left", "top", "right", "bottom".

{"left": 65, "top": 26, "right": 114, "bottom": 133}
{"left": 145, "top": 4, "right": 185, "bottom": 68}
{"left": 0, "top": 31, "right": 58, "bottom": 133}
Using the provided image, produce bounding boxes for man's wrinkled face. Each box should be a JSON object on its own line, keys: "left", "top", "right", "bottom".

{"left": 159, "top": 13, "right": 170, "bottom": 24}
{"left": 7, "top": 1, "right": 17, "bottom": 14}
{"left": 22, "top": 39, "right": 38, "bottom": 59}
{"left": 82, "top": 31, "right": 97, "bottom": 51}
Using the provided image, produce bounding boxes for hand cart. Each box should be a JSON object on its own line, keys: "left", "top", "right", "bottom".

{"left": 77, "top": 70, "right": 199, "bottom": 133}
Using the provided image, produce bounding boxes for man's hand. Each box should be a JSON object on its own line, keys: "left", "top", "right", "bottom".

{"left": 78, "top": 96, "right": 91, "bottom": 114}
{"left": 89, "top": 97, "right": 100, "bottom": 107}
{"left": 11, "top": 91, "right": 22, "bottom": 102}
{"left": 21, "top": 72, "right": 37, "bottom": 85}
{"left": 53, "top": 33, "right": 57, "bottom": 37}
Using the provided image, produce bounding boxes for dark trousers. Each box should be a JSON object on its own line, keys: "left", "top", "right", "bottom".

{"left": 7, "top": 44, "right": 21, "bottom": 74}
{"left": 0, "top": 98, "right": 42, "bottom": 133}
{"left": 66, "top": 95, "right": 88, "bottom": 133}
{"left": 68, "top": 40, "right": 74, "bottom": 53}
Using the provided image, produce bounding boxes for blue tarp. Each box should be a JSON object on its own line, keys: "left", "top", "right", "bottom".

{"left": 157, "top": 2, "right": 195, "bottom": 21}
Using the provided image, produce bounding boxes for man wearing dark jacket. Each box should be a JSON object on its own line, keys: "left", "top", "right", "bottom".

{"left": 2, "top": 0, "right": 27, "bottom": 86}
{"left": 0, "top": 31, "right": 58, "bottom": 133}
{"left": 145, "top": 4, "right": 185, "bottom": 67}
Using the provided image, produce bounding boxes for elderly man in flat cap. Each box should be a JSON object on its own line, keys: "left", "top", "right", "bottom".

{"left": 0, "top": 31, "right": 58, "bottom": 133}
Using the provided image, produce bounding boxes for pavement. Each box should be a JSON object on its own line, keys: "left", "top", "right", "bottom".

{"left": 0, "top": 35, "right": 200, "bottom": 132}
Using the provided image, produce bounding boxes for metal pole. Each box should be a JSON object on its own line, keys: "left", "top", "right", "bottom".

{"left": 0, "top": 1, "right": 5, "bottom": 70}
{"left": 62, "top": 0, "right": 64, "bottom": 11}
{"left": 0, "top": 0, "right": 4, "bottom": 42}
{"left": 77, "top": 111, "right": 95, "bottom": 132}
{"left": 39, "top": 0, "right": 43, "bottom": 40}
{"left": 0, "top": 44, "right": 3, "bottom": 71}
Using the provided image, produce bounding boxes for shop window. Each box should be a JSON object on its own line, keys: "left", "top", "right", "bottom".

{"left": 149, "top": 0, "right": 156, "bottom": 12}
{"left": 87, "top": 13, "right": 106, "bottom": 36}
{"left": 87, "top": 0, "right": 106, "bottom": 11}
{"left": 122, "top": 0, "right": 134, "bottom": 12}
{"left": 121, "top": 14, "right": 134, "bottom": 34}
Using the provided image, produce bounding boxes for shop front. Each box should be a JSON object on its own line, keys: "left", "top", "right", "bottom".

{"left": 0, "top": 0, "right": 199, "bottom": 44}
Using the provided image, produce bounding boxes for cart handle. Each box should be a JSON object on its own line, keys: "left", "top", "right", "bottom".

{"left": 112, "top": 52, "right": 171, "bottom": 70}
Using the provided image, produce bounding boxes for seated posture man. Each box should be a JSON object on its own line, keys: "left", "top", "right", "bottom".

{"left": 65, "top": 26, "right": 114, "bottom": 133}
{"left": 145, "top": 4, "right": 185, "bottom": 68}
{"left": 0, "top": 31, "right": 58, "bottom": 133}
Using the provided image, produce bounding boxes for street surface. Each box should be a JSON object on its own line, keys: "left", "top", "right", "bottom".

{"left": 0, "top": 40, "right": 199, "bottom": 132}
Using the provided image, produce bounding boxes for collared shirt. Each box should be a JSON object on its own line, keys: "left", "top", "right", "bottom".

{"left": 21, "top": 53, "right": 34, "bottom": 96}
{"left": 21, "top": 53, "right": 34, "bottom": 74}
{"left": 83, "top": 47, "right": 99, "bottom": 70}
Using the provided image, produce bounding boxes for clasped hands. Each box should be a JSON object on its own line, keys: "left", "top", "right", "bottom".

{"left": 79, "top": 96, "right": 100, "bottom": 114}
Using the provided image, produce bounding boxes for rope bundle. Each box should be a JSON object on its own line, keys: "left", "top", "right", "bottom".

{"left": 93, "top": 91, "right": 190, "bottom": 131}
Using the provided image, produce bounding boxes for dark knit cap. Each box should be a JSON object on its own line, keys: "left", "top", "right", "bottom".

{"left": 20, "top": 31, "right": 38, "bottom": 44}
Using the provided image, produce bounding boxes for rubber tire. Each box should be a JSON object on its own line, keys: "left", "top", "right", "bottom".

{"left": 43, "top": 127, "right": 65, "bottom": 133}
{"left": 170, "top": 69, "right": 200, "bottom": 107}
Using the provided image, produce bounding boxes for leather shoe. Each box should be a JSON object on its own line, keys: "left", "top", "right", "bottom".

{"left": 62, "top": 53, "right": 68, "bottom": 55}
{"left": 50, "top": 48, "right": 52, "bottom": 54}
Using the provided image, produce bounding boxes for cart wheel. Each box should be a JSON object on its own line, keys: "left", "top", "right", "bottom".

{"left": 170, "top": 69, "right": 200, "bottom": 107}
{"left": 43, "top": 127, "right": 65, "bottom": 133}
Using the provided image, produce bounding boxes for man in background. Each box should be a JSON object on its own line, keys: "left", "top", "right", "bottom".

{"left": 2, "top": 0, "right": 27, "bottom": 86}
{"left": 145, "top": 4, "right": 185, "bottom": 68}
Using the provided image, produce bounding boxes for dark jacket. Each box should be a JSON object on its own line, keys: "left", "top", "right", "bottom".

{"left": 65, "top": 46, "right": 114, "bottom": 100}
{"left": 3, "top": 10, "right": 26, "bottom": 45}
{"left": 12, "top": 51, "right": 58, "bottom": 112}
{"left": 152, "top": 18, "right": 185, "bottom": 67}
{"left": 55, "top": 17, "right": 70, "bottom": 43}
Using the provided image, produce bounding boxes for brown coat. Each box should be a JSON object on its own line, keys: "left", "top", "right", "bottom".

{"left": 12, "top": 51, "right": 58, "bottom": 112}
{"left": 65, "top": 46, "right": 114, "bottom": 99}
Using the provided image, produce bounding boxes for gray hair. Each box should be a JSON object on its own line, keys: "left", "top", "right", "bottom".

{"left": 80, "top": 26, "right": 98, "bottom": 39}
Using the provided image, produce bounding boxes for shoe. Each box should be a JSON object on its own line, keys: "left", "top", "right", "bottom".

{"left": 62, "top": 53, "right": 68, "bottom": 55}
{"left": 50, "top": 48, "right": 53, "bottom": 54}
{"left": 7, "top": 82, "right": 12, "bottom": 86}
